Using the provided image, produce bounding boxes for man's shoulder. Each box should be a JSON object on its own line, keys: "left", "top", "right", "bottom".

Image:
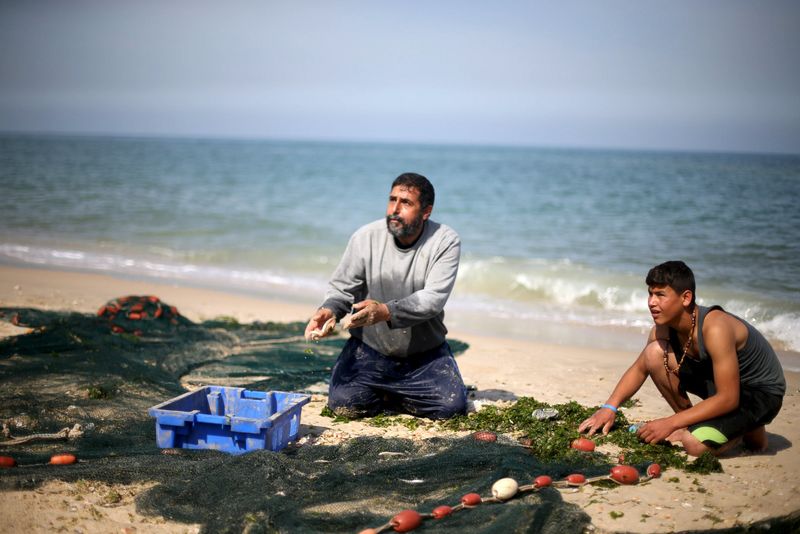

{"left": 352, "top": 219, "right": 388, "bottom": 238}
{"left": 425, "top": 220, "right": 460, "bottom": 243}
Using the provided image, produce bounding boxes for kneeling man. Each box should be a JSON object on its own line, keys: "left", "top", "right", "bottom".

{"left": 304, "top": 172, "right": 466, "bottom": 420}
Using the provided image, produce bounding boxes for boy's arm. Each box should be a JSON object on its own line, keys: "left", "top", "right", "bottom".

{"left": 578, "top": 328, "right": 657, "bottom": 436}
{"left": 638, "top": 315, "right": 740, "bottom": 443}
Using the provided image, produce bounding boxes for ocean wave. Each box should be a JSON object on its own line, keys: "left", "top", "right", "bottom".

{"left": 0, "top": 242, "right": 326, "bottom": 297}
{"left": 457, "top": 256, "right": 647, "bottom": 312}
{"left": 712, "top": 299, "right": 800, "bottom": 353}
{"left": 2, "top": 242, "right": 798, "bottom": 353}
{"left": 454, "top": 256, "right": 800, "bottom": 352}
{"left": 758, "top": 313, "right": 800, "bottom": 353}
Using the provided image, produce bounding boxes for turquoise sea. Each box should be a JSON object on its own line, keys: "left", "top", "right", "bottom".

{"left": 1, "top": 134, "right": 799, "bottom": 367}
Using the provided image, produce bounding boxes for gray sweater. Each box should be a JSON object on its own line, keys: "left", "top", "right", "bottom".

{"left": 320, "top": 218, "right": 461, "bottom": 357}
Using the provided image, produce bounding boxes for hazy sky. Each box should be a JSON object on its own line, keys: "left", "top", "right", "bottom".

{"left": 1, "top": 1, "right": 799, "bottom": 153}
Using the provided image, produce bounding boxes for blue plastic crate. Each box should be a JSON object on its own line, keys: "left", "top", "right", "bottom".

{"left": 148, "top": 386, "right": 310, "bottom": 454}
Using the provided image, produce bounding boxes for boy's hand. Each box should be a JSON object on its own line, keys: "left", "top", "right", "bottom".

{"left": 578, "top": 407, "right": 616, "bottom": 436}
{"left": 637, "top": 417, "right": 677, "bottom": 444}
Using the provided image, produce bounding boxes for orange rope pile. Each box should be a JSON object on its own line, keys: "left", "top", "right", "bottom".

{"left": 97, "top": 295, "right": 185, "bottom": 335}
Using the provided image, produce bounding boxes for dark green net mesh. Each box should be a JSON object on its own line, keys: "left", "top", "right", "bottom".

{"left": 3, "top": 298, "right": 796, "bottom": 533}
{"left": 0, "top": 298, "right": 593, "bottom": 532}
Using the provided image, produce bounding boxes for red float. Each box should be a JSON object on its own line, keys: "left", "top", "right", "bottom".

{"left": 647, "top": 463, "right": 662, "bottom": 478}
{"left": 472, "top": 431, "right": 497, "bottom": 442}
{"left": 431, "top": 505, "right": 453, "bottom": 519}
{"left": 610, "top": 465, "right": 640, "bottom": 484}
{"left": 0, "top": 456, "right": 16, "bottom": 468}
{"left": 49, "top": 453, "right": 77, "bottom": 465}
{"left": 533, "top": 475, "right": 552, "bottom": 488}
{"left": 566, "top": 473, "right": 586, "bottom": 485}
{"left": 461, "top": 493, "right": 482, "bottom": 506}
{"left": 570, "top": 437, "right": 596, "bottom": 452}
{"left": 390, "top": 509, "right": 422, "bottom": 532}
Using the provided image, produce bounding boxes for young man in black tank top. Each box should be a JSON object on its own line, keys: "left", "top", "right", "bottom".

{"left": 578, "top": 261, "right": 785, "bottom": 456}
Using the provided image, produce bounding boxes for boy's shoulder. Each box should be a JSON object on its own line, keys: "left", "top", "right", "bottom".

{"left": 701, "top": 308, "right": 740, "bottom": 338}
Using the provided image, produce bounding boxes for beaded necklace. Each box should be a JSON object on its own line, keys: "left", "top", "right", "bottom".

{"left": 663, "top": 307, "right": 696, "bottom": 376}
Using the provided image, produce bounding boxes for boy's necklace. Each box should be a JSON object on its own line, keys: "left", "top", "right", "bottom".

{"left": 663, "top": 307, "right": 696, "bottom": 376}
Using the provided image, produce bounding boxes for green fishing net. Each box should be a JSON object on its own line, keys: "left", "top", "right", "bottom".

{"left": 1, "top": 297, "right": 796, "bottom": 533}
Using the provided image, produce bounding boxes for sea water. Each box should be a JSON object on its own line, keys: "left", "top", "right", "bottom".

{"left": 1, "top": 134, "right": 798, "bottom": 366}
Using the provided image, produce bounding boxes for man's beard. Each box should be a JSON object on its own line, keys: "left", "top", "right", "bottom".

{"left": 386, "top": 214, "right": 423, "bottom": 239}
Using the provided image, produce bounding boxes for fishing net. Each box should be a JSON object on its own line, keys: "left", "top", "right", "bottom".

{"left": 0, "top": 297, "right": 594, "bottom": 532}
{"left": 3, "top": 297, "right": 794, "bottom": 533}
{"left": 0, "top": 297, "right": 341, "bottom": 463}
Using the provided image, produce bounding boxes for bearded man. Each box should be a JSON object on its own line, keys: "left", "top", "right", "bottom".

{"left": 304, "top": 172, "right": 467, "bottom": 419}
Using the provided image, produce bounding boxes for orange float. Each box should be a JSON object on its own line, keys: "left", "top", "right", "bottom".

{"left": 647, "top": 463, "right": 662, "bottom": 478}
{"left": 49, "top": 453, "right": 77, "bottom": 465}
{"left": 472, "top": 431, "right": 497, "bottom": 442}
{"left": 570, "top": 437, "right": 596, "bottom": 452}
{"left": 390, "top": 509, "right": 422, "bottom": 532}
{"left": 566, "top": 473, "right": 586, "bottom": 485}
{"left": 431, "top": 505, "right": 452, "bottom": 519}
{"left": 461, "top": 492, "right": 482, "bottom": 506}
{"left": 610, "top": 465, "right": 640, "bottom": 484}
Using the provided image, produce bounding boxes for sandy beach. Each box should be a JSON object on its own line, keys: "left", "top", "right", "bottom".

{"left": 1, "top": 264, "right": 798, "bottom": 533}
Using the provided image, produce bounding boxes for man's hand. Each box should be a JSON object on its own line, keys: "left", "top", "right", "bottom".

{"left": 305, "top": 308, "right": 335, "bottom": 341}
{"left": 637, "top": 417, "right": 677, "bottom": 444}
{"left": 345, "top": 299, "right": 390, "bottom": 329}
{"left": 578, "top": 407, "right": 617, "bottom": 436}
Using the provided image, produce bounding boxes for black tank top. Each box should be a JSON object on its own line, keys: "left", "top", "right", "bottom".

{"left": 669, "top": 305, "right": 785, "bottom": 397}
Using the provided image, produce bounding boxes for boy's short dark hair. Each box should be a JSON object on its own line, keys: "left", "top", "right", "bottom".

{"left": 646, "top": 260, "right": 696, "bottom": 304}
{"left": 392, "top": 172, "right": 435, "bottom": 209}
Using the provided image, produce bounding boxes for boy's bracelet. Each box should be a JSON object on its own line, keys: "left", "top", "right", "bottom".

{"left": 601, "top": 403, "right": 618, "bottom": 413}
